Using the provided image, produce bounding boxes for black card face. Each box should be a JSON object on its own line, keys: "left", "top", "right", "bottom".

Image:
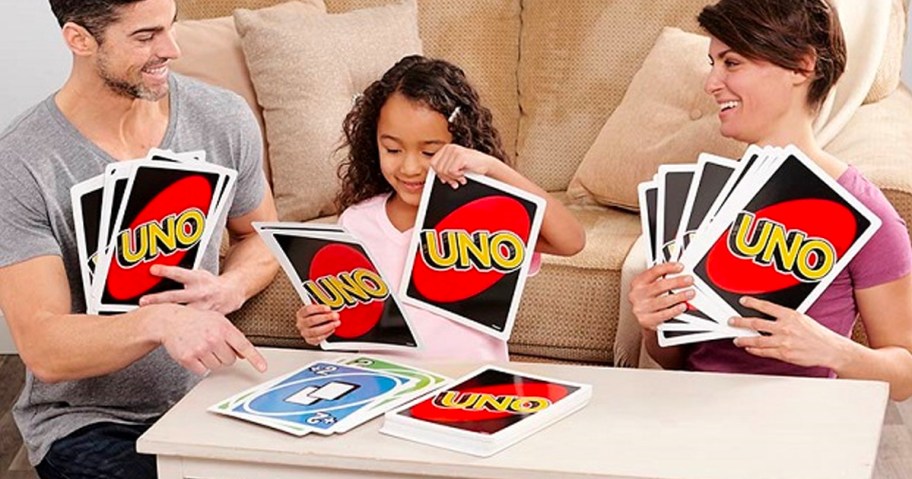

{"left": 274, "top": 233, "right": 417, "bottom": 348}
{"left": 682, "top": 162, "right": 735, "bottom": 249}
{"left": 99, "top": 166, "right": 221, "bottom": 305}
{"left": 645, "top": 187, "right": 658, "bottom": 264}
{"left": 79, "top": 187, "right": 104, "bottom": 277}
{"left": 693, "top": 154, "right": 874, "bottom": 318}
{"left": 660, "top": 171, "right": 693, "bottom": 262}
{"left": 405, "top": 176, "right": 541, "bottom": 335}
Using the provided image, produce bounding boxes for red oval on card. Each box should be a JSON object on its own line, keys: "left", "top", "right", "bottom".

{"left": 411, "top": 196, "right": 530, "bottom": 303}
{"left": 106, "top": 175, "right": 213, "bottom": 300}
{"left": 409, "top": 383, "right": 569, "bottom": 423}
{"left": 705, "top": 199, "right": 857, "bottom": 294}
{"left": 309, "top": 244, "right": 384, "bottom": 338}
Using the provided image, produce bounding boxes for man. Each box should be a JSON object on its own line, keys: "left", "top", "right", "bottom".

{"left": 0, "top": 0, "right": 279, "bottom": 477}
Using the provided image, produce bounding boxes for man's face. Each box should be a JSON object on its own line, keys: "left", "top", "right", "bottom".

{"left": 93, "top": 0, "right": 180, "bottom": 101}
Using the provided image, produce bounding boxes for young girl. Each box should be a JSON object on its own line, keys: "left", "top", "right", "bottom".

{"left": 295, "top": 55, "right": 586, "bottom": 361}
{"left": 628, "top": 0, "right": 912, "bottom": 400}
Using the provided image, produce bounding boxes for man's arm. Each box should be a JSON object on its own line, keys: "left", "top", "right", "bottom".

{"left": 0, "top": 256, "right": 266, "bottom": 383}
{"left": 220, "top": 186, "right": 280, "bottom": 306}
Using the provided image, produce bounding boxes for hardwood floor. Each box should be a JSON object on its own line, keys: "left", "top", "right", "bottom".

{"left": 0, "top": 354, "right": 910, "bottom": 479}
{"left": 0, "top": 355, "right": 35, "bottom": 479}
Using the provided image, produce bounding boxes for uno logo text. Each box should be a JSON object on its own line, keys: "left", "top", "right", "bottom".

{"left": 303, "top": 268, "right": 389, "bottom": 310}
{"left": 420, "top": 229, "right": 524, "bottom": 273}
{"left": 727, "top": 212, "right": 836, "bottom": 282}
{"left": 116, "top": 208, "right": 205, "bottom": 269}
{"left": 433, "top": 391, "right": 551, "bottom": 414}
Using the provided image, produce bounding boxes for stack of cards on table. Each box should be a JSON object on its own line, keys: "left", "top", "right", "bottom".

{"left": 70, "top": 148, "right": 237, "bottom": 314}
{"left": 210, "top": 357, "right": 449, "bottom": 436}
{"left": 255, "top": 170, "right": 546, "bottom": 351}
{"left": 638, "top": 145, "right": 881, "bottom": 347}
{"left": 253, "top": 222, "right": 421, "bottom": 351}
{"left": 380, "top": 366, "right": 592, "bottom": 457}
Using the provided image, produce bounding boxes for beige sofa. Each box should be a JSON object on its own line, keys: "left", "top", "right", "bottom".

{"left": 173, "top": 0, "right": 912, "bottom": 367}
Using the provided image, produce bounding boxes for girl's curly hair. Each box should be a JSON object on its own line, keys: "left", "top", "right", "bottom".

{"left": 335, "top": 55, "right": 510, "bottom": 211}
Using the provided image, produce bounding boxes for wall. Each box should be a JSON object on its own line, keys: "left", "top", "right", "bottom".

{"left": 0, "top": 3, "right": 70, "bottom": 353}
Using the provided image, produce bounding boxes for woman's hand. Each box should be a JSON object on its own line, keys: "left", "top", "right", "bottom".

{"left": 731, "top": 296, "right": 852, "bottom": 368}
{"left": 628, "top": 262, "right": 695, "bottom": 330}
{"left": 295, "top": 304, "right": 340, "bottom": 346}
{"left": 430, "top": 144, "right": 501, "bottom": 188}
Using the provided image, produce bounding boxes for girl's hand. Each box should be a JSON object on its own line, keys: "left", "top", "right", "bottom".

{"left": 628, "top": 262, "right": 695, "bottom": 330}
{"left": 430, "top": 144, "right": 500, "bottom": 188}
{"left": 295, "top": 304, "right": 340, "bottom": 346}
{"left": 730, "top": 296, "right": 851, "bottom": 368}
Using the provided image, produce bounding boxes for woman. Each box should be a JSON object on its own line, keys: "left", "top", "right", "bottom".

{"left": 628, "top": 0, "right": 912, "bottom": 400}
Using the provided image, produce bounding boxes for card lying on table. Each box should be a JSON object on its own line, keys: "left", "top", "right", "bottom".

{"left": 637, "top": 145, "right": 882, "bottom": 346}
{"left": 399, "top": 171, "right": 545, "bottom": 341}
{"left": 380, "top": 365, "right": 591, "bottom": 457}
{"left": 254, "top": 222, "right": 420, "bottom": 352}
{"left": 210, "top": 357, "right": 449, "bottom": 436}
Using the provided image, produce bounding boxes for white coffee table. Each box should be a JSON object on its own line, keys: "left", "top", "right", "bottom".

{"left": 138, "top": 348, "right": 888, "bottom": 479}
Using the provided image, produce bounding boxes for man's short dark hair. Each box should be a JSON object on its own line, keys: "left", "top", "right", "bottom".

{"left": 49, "top": 0, "right": 145, "bottom": 42}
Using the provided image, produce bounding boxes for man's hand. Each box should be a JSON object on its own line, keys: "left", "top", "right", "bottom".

{"left": 139, "top": 264, "right": 245, "bottom": 315}
{"left": 156, "top": 305, "right": 268, "bottom": 375}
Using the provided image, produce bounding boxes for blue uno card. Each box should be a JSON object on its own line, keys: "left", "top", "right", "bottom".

{"left": 232, "top": 361, "right": 412, "bottom": 434}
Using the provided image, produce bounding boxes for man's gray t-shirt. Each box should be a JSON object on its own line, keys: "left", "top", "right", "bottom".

{"left": 0, "top": 74, "right": 266, "bottom": 465}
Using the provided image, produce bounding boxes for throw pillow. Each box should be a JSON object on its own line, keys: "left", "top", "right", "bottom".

{"left": 171, "top": 1, "right": 327, "bottom": 182}
{"left": 235, "top": 0, "right": 422, "bottom": 221}
{"left": 567, "top": 27, "right": 745, "bottom": 211}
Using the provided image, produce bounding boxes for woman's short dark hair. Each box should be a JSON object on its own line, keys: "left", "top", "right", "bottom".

{"left": 698, "top": 0, "right": 847, "bottom": 111}
{"left": 49, "top": 0, "right": 145, "bottom": 42}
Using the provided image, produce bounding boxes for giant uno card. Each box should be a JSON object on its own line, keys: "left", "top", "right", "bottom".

{"left": 254, "top": 223, "right": 420, "bottom": 351}
{"left": 92, "top": 161, "right": 225, "bottom": 312}
{"left": 212, "top": 361, "right": 413, "bottom": 436}
{"left": 682, "top": 145, "right": 882, "bottom": 320}
{"left": 389, "top": 366, "right": 589, "bottom": 436}
{"left": 400, "top": 172, "right": 545, "bottom": 340}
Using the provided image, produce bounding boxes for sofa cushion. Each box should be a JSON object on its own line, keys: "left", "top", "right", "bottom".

{"left": 325, "top": 0, "right": 521, "bottom": 163}
{"left": 567, "top": 27, "right": 745, "bottom": 210}
{"left": 171, "top": 1, "right": 326, "bottom": 184}
{"left": 235, "top": 0, "right": 422, "bottom": 221}
{"left": 510, "top": 196, "right": 641, "bottom": 364}
{"left": 517, "top": 0, "right": 714, "bottom": 192}
{"left": 863, "top": 0, "right": 907, "bottom": 104}
{"left": 176, "top": 0, "right": 294, "bottom": 19}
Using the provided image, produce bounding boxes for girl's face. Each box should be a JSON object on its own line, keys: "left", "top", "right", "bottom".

{"left": 376, "top": 92, "right": 453, "bottom": 207}
{"left": 704, "top": 37, "right": 810, "bottom": 144}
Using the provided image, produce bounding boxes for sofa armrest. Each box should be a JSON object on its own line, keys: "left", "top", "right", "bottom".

{"left": 826, "top": 84, "right": 912, "bottom": 241}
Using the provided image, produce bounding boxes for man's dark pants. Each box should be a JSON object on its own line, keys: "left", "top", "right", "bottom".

{"left": 35, "top": 422, "right": 157, "bottom": 479}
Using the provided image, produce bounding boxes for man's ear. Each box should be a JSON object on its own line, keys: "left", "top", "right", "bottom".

{"left": 61, "top": 22, "right": 98, "bottom": 56}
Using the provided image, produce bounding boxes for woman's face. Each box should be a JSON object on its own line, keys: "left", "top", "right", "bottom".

{"left": 376, "top": 92, "right": 453, "bottom": 208}
{"left": 704, "top": 37, "right": 809, "bottom": 144}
